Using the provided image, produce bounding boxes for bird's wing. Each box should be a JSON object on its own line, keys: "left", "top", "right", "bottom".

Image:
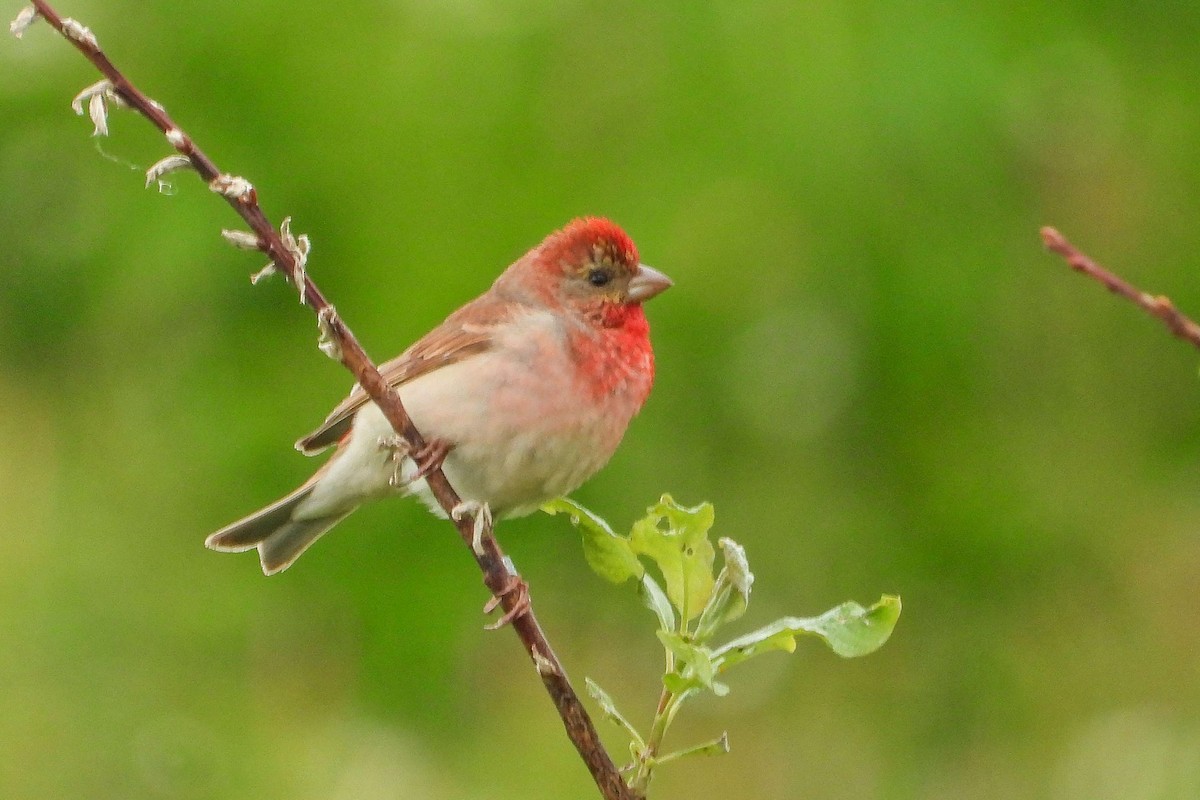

{"left": 294, "top": 295, "right": 512, "bottom": 454}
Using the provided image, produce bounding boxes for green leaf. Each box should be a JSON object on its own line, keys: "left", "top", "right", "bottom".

{"left": 658, "top": 631, "right": 714, "bottom": 685}
{"left": 543, "top": 497, "right": 643, "bottom": 584}
{"left": 639, "top": 574, "right": 677, "bottom": 633}
{"left": 657, "top": 631, "right": 728, "bottom": 695}
{"left": 662, "top": 671, "right": 697, "bottom": 694}
{"left": 585, "top": 678, "right": 645, "bottom": 749}
{"left": 655, "top": 732, "right": 730, "bottom": 766}
{"left": 714, "top": 595, "right": 902, "bottom": 671}
{"left": 629, "top": 495, "right": 717, "bottom": 622}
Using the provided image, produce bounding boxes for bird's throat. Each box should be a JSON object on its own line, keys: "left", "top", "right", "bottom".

{"left": 571, "top": 304, "right": 655, "bottom": 402}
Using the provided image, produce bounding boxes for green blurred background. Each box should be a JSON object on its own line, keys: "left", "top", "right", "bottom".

{"left": 4, "top": 1, "right": 1200, "bottom": 798}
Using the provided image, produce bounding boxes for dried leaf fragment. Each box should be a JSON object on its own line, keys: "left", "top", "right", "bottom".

{"left": 87, "top": 92, "right": 108, "bottom": 136}
{"left": 317, "top": 306, "right": 343, "bottom": 361}
{"left": 220, "top": 229, "right": 262, "bottom": 250}
{"left": 70, "top": 79, "right": 111, "bottom": 114}
{"left": 144, "top": 154, "right": 193, "bottom": 188}
{"left": 280, "top": 216, "right": 311, "bottom": 303}
{"left": 70, "top": 79, "right": 120, "bottom": 137}
{"left": 9, "top": 5, "right": 38, "bottom": 38}
{"left": 250, "top": 263, "right": 278, "bottom": 285}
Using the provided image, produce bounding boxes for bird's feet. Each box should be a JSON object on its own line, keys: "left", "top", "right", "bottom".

{"left": 451, "top": 499, "right": 493, "bottom": 555}
{"left": 483, "top": 573, "right": 531, "bottom": 630}
{"left": 410, "top": 437, "right": 452, "bottom": 480}
{"left": 377, "top": 435, "right": 453, "bottom": 487}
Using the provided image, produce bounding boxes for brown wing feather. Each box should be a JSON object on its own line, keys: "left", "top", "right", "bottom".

{"left": 294, "top": 294, "right": 512, "bottom": 454}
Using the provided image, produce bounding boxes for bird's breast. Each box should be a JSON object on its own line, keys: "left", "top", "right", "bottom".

{"left": 392, "top": 308, "right": 652, "bottom": 514}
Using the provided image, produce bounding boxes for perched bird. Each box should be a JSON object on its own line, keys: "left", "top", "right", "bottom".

{"left": 206, "top": 217, "right": 671, "bottom": 574}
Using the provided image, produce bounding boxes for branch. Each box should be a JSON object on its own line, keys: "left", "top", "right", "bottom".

{"left": 1041, "top": 226, "right": 1200, "bottom": 350}
{"left": 14, "top": 4, "right": 637, "bottom": 798}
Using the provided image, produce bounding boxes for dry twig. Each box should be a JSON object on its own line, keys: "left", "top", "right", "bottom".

{"left": 15, "top": 3, "right": 637, "bottom": 798}
{"left": 1041, "top": 226, "right": 1200, "bottom": 350}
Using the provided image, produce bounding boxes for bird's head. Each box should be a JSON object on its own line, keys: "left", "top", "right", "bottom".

{"left": 500, "top": 217, "right": 672, "bottom": 325}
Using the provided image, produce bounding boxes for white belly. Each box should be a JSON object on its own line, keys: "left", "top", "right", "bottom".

{"left": 301, "top": 309, "right": 644, "bottom": 520}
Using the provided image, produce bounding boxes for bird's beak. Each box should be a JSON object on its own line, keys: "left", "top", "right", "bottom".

{"left": 627, "top": 264, "right": 673, "bottom": 303}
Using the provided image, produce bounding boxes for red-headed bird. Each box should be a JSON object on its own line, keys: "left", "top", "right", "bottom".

{"left": 206, "top": 218, "right": 671, "bottom": 574}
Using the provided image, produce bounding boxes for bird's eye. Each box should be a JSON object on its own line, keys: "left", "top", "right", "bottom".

{"left": 587, "top": 268, "right": 612, "bottom": 287}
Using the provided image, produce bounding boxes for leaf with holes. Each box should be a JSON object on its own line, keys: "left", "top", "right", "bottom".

{"left": 629, "top": 495, "right": 716, "bottom": 623}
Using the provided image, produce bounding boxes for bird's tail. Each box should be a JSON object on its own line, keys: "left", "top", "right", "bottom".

{"left": 205, "top": 484, "right": 351, "bottom": 575}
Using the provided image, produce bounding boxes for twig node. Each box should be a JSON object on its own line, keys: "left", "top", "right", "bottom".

{"left": 61, "top": 17, "right": 97, "bottom": 48}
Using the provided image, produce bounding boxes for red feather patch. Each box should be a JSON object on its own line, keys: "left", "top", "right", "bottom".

{"left": 540, "top": 217, "right": 639, "bottom": 270}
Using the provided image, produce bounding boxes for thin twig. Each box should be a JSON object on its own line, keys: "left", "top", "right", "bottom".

{"left": 1041, "top": 226, "right": 1200, "bottom": 350}
{"left": 18, "top": 3, "right": 637, "bottom": 798}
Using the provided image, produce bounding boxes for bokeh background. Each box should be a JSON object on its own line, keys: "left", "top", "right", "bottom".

{"left": 4, "top": 1, "right": 1200, "bottom": 798}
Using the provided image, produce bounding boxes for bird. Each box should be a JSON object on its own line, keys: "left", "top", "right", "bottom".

{"left": 205, "top": 217, "right": 671, "bottom": 575}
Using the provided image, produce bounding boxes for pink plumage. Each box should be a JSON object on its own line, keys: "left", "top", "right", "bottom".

{"left": 206, "top": 218, "right": 671, "bottom": 574}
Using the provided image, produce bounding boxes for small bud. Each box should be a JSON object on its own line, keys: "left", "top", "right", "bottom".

{"left": 221, "top": 229, "right": 262, "bottom": 250}
{"left": 9, "top": 5, "right": 38, "bottom": 38}
{"left": 165, "top": 127, "right": 186, "bottom": 149}
{"left": 718, "top": 537, "right": 754, "bottom": 599}
{"left": 208, "top": 174, "right": 254, "bottom": 201}
{"left": 87, "top": 92, "right": 108, "bottom": 137}
{"left": 317, "top": 306, "right": 343, "bottom": 361}
{"left": 532, "top": 649, "right": 558, "bottom": 676}
{"left": 250, "top": 263, "right": 278, "bottom": 285}
{"left": 61, "top": 18, "right": 98, "bottom": 49}
{"left": 144, "top": 154, "right": 193, "bottom": 188}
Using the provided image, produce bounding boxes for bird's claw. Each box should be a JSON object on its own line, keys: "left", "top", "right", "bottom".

{"left": 451, "top": 500, "right": 493, "bottom": 555}
{"left": 377, "top": 435, "right": 452, "bottom": 487}
{"left": 377, "top": 435, "right": 409, "bottom": 487}
{"left": 410, "top": 437, "right": 452, "bottom": 480}
{"left": 483, "top": 573, "right": 531, "bottom": 630}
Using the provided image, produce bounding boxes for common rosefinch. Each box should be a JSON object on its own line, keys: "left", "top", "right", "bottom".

{"left": 206, "top": 217, "right": 671, "bottom": 574}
